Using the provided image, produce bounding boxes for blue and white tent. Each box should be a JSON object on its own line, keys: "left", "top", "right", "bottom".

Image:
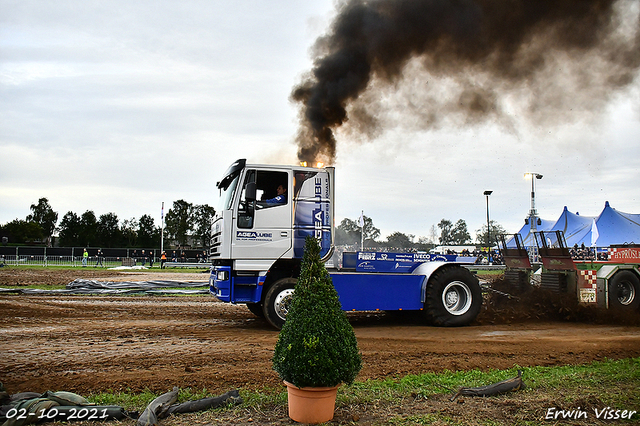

{"left": 574, "top": 201, "right": 640, "bottom": 247}
{"left": 550, "top": 206, "right": 595, "bottom": 245}
{"left": 510, "top": 202, "right": 640, "bottom": 248}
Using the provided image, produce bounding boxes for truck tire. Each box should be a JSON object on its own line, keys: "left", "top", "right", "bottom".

{"left": 246, "top": 303, "right": 265, "bottom": 318}
{"left": 263, "top": 278, "right": 297, "bottom": 329}
{"left": 424, "top": 266, "right": 482, "bottom": 326}
{"left": 608, "top": 270, "right": 640, "bottom": 311}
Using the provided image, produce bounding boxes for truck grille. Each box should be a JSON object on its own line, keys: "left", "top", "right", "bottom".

{"left": 209, "top": 230, "right": 222, "bottom": 257}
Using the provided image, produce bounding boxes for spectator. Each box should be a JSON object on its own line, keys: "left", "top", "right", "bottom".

{"left": 95, "top": 249, "right": 104, "bottom": 267}
{"left": 82, "top": 248, "right": 88, "bottom": 267}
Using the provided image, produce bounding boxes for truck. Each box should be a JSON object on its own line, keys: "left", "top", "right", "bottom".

{"left": 498, "top": 231, "right": 640, "bottom": 312}
{"left": 209, "top": 159, "right": 482, "bottom": 329}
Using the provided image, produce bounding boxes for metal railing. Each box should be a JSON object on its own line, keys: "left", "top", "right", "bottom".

{"left": 0, "top": 255, "right": 146, "bottom": 268}
{"left": 0, "top": 246, "right": 211, "bottom": 268}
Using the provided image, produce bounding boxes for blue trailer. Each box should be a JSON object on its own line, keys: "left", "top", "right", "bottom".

{"left": 209, "top": 159, "right": 482, "bottom": 329}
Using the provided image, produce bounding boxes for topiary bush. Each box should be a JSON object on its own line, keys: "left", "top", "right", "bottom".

{"left": 272, "top": 236, "right": 362, "bottom": 388}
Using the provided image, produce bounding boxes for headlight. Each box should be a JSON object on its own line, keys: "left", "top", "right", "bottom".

{"left": 217, "top": 270, "right": 229, "bottom": 281}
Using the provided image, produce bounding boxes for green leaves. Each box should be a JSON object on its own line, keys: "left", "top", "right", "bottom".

{"left": 272, "top": 236, "right": 362, "bottom": 388}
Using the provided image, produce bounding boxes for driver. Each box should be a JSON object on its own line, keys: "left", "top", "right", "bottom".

{"left": 264, "top": 184, "right": 287, "bottom": 206}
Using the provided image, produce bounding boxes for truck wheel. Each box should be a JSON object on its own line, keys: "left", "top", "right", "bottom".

{"left": 263, "top": 278, "right": 297, "bottom": 329}
{"left": 609, "top": 271, "right": 640, "bottom": 311}
{"left": 246, "top": 303, "right": 265, "bottom": 318}
{"left": 425, "top": 266, "right": 482, "bottom": 326}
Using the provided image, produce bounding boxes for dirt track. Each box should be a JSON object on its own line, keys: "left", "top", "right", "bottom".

{"left": 1, "top": 268, "right": 640, "bottom": 397}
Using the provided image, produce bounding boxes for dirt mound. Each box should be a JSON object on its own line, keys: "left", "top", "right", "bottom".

{"left": 478, "top": 277, "right": 640, "bottom": 326}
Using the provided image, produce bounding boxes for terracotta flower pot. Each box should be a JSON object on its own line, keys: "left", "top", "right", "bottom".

{"left": 284, "top": 381, "right": 340, "bottom": 424}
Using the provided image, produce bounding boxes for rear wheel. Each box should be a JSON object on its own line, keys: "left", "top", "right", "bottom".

{"left": 425, "top": 266, "right": 482, "bottom": 326}
{"left": 263, "top": 278, "right": 297, "bottom": 329}
{"left": 609, "top": 270, "right": 640, "bottom": 311}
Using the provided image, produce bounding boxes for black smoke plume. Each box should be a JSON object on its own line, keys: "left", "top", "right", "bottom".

{"left": 292, "top": 0, "right": 640, "bottom": 164}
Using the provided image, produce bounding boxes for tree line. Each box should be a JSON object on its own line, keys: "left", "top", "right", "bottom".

{"left": 0, "top": 198, "right": 216, "bottom": 249}
{"left": 336, "top": 215, "right": 506, "bottom": 250}
{"left": 1, "top": 198, "right": 506, "bottom": 250}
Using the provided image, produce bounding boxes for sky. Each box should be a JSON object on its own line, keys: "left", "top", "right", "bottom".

{"left": 2, "top": 0, "right": 639, "bottom": 243}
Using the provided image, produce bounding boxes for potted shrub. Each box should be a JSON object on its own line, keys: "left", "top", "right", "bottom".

{"left": 272, "top": 236, "right": 362, "bottom": 424}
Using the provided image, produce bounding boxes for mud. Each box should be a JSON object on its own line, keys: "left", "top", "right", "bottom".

{"left": 1, "top": 268, "right": 639, "bottom": 397}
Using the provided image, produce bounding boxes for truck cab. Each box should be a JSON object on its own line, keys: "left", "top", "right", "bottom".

{"left": 210, "top": 160, "right": 334, "bottom": 314}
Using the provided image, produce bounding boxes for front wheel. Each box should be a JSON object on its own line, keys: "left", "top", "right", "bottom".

{"left": 425, "top": 266, "right": 482, "bottom": 326}
{"left": 609, "top": 270, "right": 640, "bottom": 311}
{"left": 246, "top": 302, "right": 265, "bottom": 318}
{"left": 263, "top": 278, "right": 297, "bottom": 329}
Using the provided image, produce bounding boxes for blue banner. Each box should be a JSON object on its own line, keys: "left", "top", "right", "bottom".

{"left": 354, "top": 252, "right": 477, "bottom": 273}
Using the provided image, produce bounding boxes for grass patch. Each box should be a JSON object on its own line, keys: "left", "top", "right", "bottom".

{"left": 0, "top": 284, "right": 68, "bottom": 290}
{"left": 471, "top": 269, "right": 505, "bottom": 278}
{"left": 89, "top": 387, "right": 215, "bottom": 410}
{"left": 77, "top": 358, "right": 639, "bottom": 425}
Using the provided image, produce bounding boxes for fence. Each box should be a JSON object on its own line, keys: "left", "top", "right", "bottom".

{"left": 0, "top": 246, "right": 210, "bottom": 268}
{"left": 1, "top": 254, "right": 128, "bottom": 268}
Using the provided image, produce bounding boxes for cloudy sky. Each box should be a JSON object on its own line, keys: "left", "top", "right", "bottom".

{"left": 2, "top": 0, "right": 639, "bottom": 243}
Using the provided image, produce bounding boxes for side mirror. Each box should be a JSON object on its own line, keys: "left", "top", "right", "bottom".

{"left": 245, "top": 182, "right": 257, "bottom": 202}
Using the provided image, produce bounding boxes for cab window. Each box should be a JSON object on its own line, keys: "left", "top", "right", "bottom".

{"left": 237, "top": 170, "right": 288, "bottom": 228}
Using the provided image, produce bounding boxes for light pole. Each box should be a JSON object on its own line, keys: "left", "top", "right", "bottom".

{"left": 524, "top": 173, "right": 543, "bottom": 232}
{"left": 483, "top": 190, "right": 493, "bottom": 248}
{"left": 160, "top": 202, "right": 164, "bottom": 256}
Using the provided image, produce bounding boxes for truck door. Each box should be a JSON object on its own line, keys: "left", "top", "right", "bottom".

{"left": 291, "top": 170, "right": 333, "bottom": 260}
{"left": 233, "top": 169, "right": 292, "bottom": 261}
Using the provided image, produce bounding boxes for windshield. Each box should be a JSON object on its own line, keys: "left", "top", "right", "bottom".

{"left": 216, "top": 159, "right": 246, "bottom": 211}
{"left": 218, "top": 172, "right": 240, "bottom": 211}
